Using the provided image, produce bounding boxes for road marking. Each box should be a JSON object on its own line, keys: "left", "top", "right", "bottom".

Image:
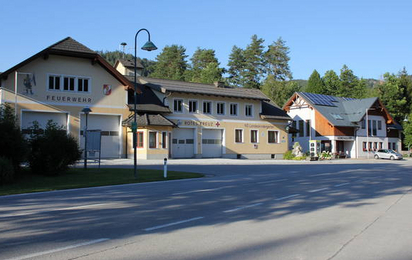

{"left": 60, "top": 203, "right": 108, "bottom": 210}
{"left": 276, "top": 194, "right": 300, "bottom": 201}
{"left": 4, "top": 238, "right": 109, "bottom": 260}
{"left": 0, "top": 203, "right": 109, "bottom": 218}
{"left": 308, "top": 188, "right": 329, "bottom": 193}
{"left": 172, "top": 185, "right": 235, "bottom": 196}
{"left": 257, "top": 179, "right": 288, "bottom": 184}
{"left": 144, "top": 217, "right": 204, "bottom": 232}
{"left": 334, "top": 183, "right": 350, "bottom": 187}
{"left": 223, "top": 203, "right": 263, "bottom": 213}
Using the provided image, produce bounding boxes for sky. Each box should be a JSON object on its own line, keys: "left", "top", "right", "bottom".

{"left": 1, "top": 0, "right": 412, "bottom": 80}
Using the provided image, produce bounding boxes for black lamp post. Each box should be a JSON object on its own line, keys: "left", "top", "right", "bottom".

{"left": 82, "top": 107, "right": 92, "bottom": 169}
{"left": 133, "top": 29, "right": 157, "bottom": 179}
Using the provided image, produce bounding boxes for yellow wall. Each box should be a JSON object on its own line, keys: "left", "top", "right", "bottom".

{"left": 165, "top": 92, "right": 289, "bottom": 157}
{"left": 1, "top": 55, "right": 130, "bottom": 157}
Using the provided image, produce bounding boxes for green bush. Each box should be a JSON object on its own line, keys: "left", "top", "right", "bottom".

{"left": 0, "top": 104, "right": 28, "bottom": 173}
{"left": 28, "top": 121, "right": 81, "bottom": 176}
{"left": 284, "top": 150, "right": 295, "bottom": 160}
{"left": 0, "top": 157, "right": 14, "bottom": 185}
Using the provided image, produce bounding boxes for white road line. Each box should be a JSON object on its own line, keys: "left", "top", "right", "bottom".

{"left": 172, "top": 185, "right": 235, "bottom": 196}
{"left": 4, "top": 238, "right": 109, "bottom": 260}
{"left": 61, "top": 203, "right": 108, "bottom": 210}
{"left": 334, "top": 183, "right": 350, "bottom": 187}
{"left": 308, "top": 188, "right": 329, "bottom": 193}
{"left": 275, "top": 194, "right": 300, "bottom": 201}
{"left": 144, "top": 217, "right": 204, "bottom": 232}
{"left": 0, "top": 203, "right": 109, "bottom": 218}
{"left": 257, "top": 179, "right": 288, "bottom": 184}
{"left": 223, "top": 203, "right": 263, "bottom": 213}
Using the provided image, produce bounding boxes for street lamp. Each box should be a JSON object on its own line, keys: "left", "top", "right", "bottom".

{"left": 133, "top": 28, "right": 157, "bottom": 179}
{"left": 82, "top": 107, "right": 92, "bottom": 169}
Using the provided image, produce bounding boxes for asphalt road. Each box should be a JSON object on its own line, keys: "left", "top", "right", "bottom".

{"left": 1, "top": 159, "right": 411, "bottom": 260}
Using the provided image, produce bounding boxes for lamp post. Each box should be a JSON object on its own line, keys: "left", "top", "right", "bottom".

{"left": 82, "top": 107, "right": 92, "bottom": 169}
{"left": 133, "top": 29, "right": 157, "bottom": 179}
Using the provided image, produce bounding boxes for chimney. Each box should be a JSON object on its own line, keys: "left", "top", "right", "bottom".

{"left": 214, "top": 81, "right": 225, "bottom": 88}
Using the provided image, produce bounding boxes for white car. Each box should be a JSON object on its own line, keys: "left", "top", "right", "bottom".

{"left": 374, "top": 149, "right": 403, "bottom": 160}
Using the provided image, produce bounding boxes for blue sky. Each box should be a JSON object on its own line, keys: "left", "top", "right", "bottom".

{"left": 1, "top": 0, "right": 412, "bottom": 80}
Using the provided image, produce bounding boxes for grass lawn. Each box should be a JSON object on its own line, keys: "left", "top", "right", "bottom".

{"left": 0, "top": 168, "right": 203, "bottom": 196}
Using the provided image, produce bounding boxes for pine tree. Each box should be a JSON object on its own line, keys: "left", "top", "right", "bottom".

{"left": 322, "top": 70, "right": 341, "bottom": 96}
{"left": 227, "top": 46, "right": 246, "bottom": 87}
{"left": 261, "top": 75, "right": 300, "bottom": 107}
{"left": 150, "top": 45, "right": 188, "bottom": 81}
{"left": 306, "top": 70, "right": 325, "bottom": 94}
{"left": 242, "top": 35, "right": 265, "bottom": 89}
{"left": 264, "top": 37, "right": 292, "bottom": 81}
{"left": 186, "top": 48, "right": 224, "bottom": 84}
{"left": 375, "top": 73, "right": 408, "bottom": 123}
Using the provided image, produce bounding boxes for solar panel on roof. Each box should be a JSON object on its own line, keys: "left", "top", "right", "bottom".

{"left": 304, "top": 93, "right": 337, "bottom": 107}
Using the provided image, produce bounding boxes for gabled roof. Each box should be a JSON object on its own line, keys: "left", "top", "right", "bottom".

{"left": 0, "top": 37, "right": 134, "bottom": 91}
{"left": 122, "top": 113, "right": 176, "bottom": 127}
{"left": 114, "top": 59, "right": 143, "bottom": 70}
{"left": 137, "top": 77, "right": 270, "bottom": 101}
{"left": 284, "top": 92, "right": 397, "bottom": 128}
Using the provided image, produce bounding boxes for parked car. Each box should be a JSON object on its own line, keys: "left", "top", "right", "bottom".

{"left": 374, "top": 149, "right": 403, "bottom": 160}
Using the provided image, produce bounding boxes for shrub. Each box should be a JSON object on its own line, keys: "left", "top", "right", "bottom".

{"left": 0, "top": 104, "right": 28, "bottom": 173}
{"left": 28, "top": 120, "right": 81, "bottom": 176}
{"left": 0, "top": 157, "right": 14, "bottom": 185}
{"left": 284, "top": 150, "right": 295, "bottom": 160}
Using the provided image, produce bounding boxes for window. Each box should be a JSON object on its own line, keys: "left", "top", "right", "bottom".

{"left": 378, "top": 120, "right": 382, "bottom": 130}
{"left": 161, "top": 132, "right": 167, "bottom": 149}
{"left": 235, "top": 129, "right": 243, "bottom": 143}
{"left": 369, "top": 142, "right": 372, "bottom": 151}
{"left": 217, "top": 102, "right": 225, "bottom": 115}
{"left": 372, "top": 120, "right": 377, "bottom": 136}
{"left": 306, "top": 120, "right": 311, "bottom": 137}
{"left": 136, "top": 132, "right": 144, "bottom": 148}
{"left": 361, "top": 119, "right": 366, "bottom": 129}
{"left": 78, "top": 78, "right": 89, "bottom": 92}
{"left": 251, "top": 130, "right": 258, "bottom": 143}
{"left": 149, "top": 132, "right": 157, "bottom": 148}
{"left": 48, "top": 75, "right": 61, "bottom": 90}
{"left": 368, "top": 120, "right": 371, "bottom": 136}
{"left": 63, "top": 77, "right": 75, "bottom": 91}
{"left": 292, "top": 121, "right": 297, "bottom": 138}
{"left": 379, "top": 142, "right": 383, "bottom": 149}
{"left": 363, "top": 142, "right": 367, "bottom": 151}
{"left": 189, "top": 100, "right": 197, "bottom": 113}
{"left": 245, "top": 104, "right": 253, "bottom": 117}
{"left": 230, "top": 103, "right": 238, "bottom": 116}
{"left": 388, "top": 142, "right": 391, "bottom": 149}
{"left": 174, "top": 99, "right": 183, "bottom": 113}
{"left": 373, "top": 142, "right": 377, "bottom": 151}
{"left": 203, "top": 101, "right": 212, "bottom": 114}
{"left": 48, "top": 74, "right": 90, "bottom": 93}
{"left": 268, "top": 130, "right": 279, "bottom": 144}
{"left": 298, "top": 120, "right": 304, "bottom": 137}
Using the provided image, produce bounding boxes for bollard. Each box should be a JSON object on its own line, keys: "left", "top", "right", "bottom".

{"left": 164, "top": 158, "right": 168, "bottom": 179}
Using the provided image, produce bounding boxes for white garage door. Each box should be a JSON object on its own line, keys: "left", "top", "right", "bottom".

{"left": 21, "top": 111, "right": 68, "bottom": 132}
{"left": 202, "top": 129, "right": 222, "bottom": 158}
{"left": 80, "top": 114, "right": 121, "bottom": 158}
{"left": 172, "top": 128, "right": 195, "bottom": 158}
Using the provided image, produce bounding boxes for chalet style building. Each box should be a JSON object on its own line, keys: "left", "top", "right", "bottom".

{"left": 283, "top": 92, "right": 402, "bottom": 158}
{"left": 0, "top": 37, "right": 291, "bottom": 159}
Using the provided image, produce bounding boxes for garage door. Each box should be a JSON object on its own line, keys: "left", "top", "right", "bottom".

{"left": 80, "top": 114, "right": 121, "bottom": 158}
{"left": 202, "top": 129, "right": 222, "bottom": 158}
{"left": 172, "top": 128, "right": 195, "bottom": 158}
{"left": 21, "top": 111, "right": 68, "bottom": 132}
